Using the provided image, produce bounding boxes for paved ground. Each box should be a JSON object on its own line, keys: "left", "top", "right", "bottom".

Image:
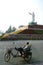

{"left": 0, "top": 40, "right": 43, "bottom": 65}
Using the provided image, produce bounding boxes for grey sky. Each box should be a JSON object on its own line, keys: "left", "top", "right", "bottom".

{"left": 0, "top": 0, "right": 43, "bottom": 32}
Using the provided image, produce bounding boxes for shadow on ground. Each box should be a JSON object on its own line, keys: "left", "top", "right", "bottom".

{"left": 4, "top": 57, "right": 43, "bottom": 65}
{"left": 32, "top": 58, "right": 43, "bottom": 65}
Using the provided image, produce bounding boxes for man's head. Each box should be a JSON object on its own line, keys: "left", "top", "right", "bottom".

{"left": 27, "top": 42, "right": 29, "bottom": 45}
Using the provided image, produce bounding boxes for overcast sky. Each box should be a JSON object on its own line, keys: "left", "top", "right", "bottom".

{"left": 0, "top": 0, "right": 43, "bottom": 32}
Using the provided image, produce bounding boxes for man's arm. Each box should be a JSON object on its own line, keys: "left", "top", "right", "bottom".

{"left": 23, "top": 45, "right": 26, "bottom": 48}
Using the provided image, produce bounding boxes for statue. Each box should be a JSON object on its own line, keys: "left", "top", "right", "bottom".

{"left": 29, "top": 12, "right": 35, "bottom": 22}
{"left": 29, "top": 12, "right": 37, "bottom": 25}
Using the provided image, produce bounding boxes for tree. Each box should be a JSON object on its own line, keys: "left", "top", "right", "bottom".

{"left": 12, "top": 27, "right": 16, "bottom": 31}
{"left": 19, "top": 25, "right": 24, "bottom": 28}
{"left": 6, "top": 26, "right": 12, "bottom": 33}
{"left": 5, "top": 26, "right": 16, "bottom": 33}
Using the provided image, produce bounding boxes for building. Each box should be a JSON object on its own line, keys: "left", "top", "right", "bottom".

{"left": 1, "top": 24, "right": 43, "bottom": 40}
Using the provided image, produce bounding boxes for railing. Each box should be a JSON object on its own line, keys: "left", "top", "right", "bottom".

{"left": 1, "top": 34, "right": 43, "bottom": 40}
